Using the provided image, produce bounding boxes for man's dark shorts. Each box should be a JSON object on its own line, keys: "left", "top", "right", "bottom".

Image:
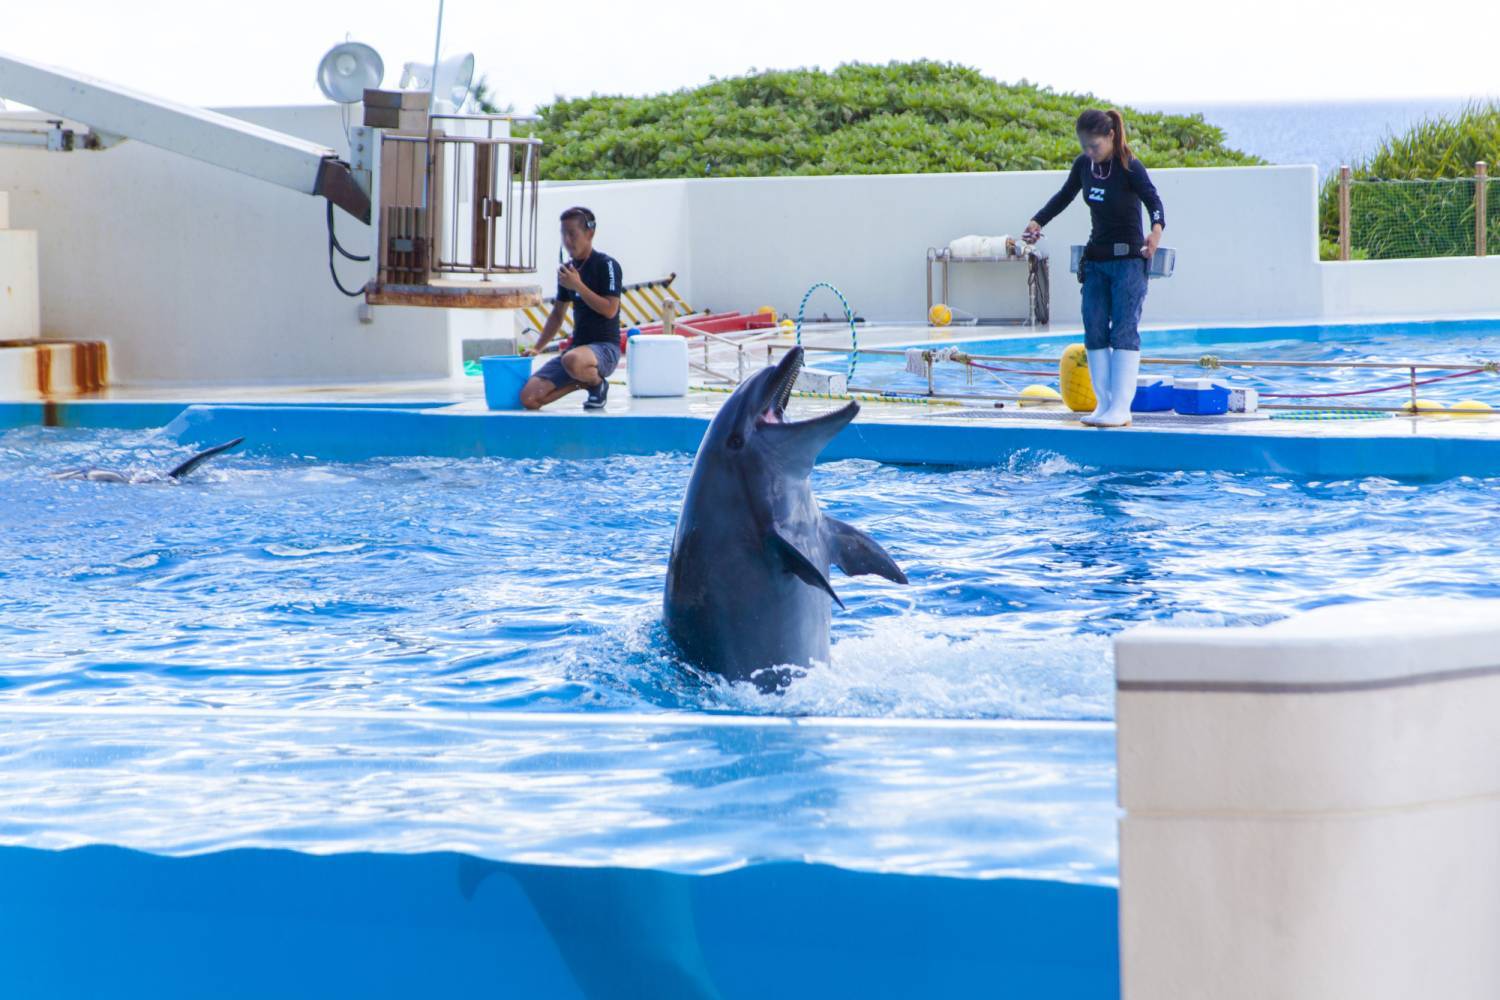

{"left": 534, "top": 341, "right": 621, "bottom": 389}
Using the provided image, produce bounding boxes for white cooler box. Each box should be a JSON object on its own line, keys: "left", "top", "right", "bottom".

{"left": 627, "top": 334, "right": 689, "bottom": 398}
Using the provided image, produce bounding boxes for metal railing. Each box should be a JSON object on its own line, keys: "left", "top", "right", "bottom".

{"left": 752, "top": 344, "right": 1500, "bottom": 414}
{"left": 380, "top": 113, "right": 541, "bottom": 281}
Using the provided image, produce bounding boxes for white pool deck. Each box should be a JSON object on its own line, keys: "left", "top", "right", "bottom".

{"left": 34, "top": 320, "right": 1500, "bottom": 448}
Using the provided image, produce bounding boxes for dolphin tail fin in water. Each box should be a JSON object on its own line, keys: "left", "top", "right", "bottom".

{"left": 767, "top": 529, "right": 845, "bottom": 609}
{"left": 167, "top": 437, "right": 245, "bottom": 480}
{"left": 824, "top": 517, "right": 909, "bottom": 584}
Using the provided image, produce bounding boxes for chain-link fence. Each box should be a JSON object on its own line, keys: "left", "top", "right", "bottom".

{"left": 1334, "top": 163, "right": 1494, "bottom": 260}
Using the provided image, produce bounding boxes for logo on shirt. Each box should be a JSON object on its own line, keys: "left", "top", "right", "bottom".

{"left": 1087, "top": 187, "right": 1106, "bottom": 203}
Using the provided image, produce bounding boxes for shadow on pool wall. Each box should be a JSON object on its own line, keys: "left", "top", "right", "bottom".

{"left": 0, "top": 845, "right": 1119, "bottom": 999}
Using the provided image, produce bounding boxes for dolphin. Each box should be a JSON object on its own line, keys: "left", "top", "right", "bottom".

{"left": 51, "top": 437, "right": 245, "bottom": 484}
{"left": 663, "top": 346, "right": 907, "bottom": 687}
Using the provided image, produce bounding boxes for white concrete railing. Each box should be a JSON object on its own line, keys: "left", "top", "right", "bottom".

{"left": 1115, "top": 598, "right": 1500, "bottom": 1000}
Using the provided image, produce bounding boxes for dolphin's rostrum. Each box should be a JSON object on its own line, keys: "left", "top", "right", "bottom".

{"left": 664, "top": 347, "right": 907, "bottom": 687}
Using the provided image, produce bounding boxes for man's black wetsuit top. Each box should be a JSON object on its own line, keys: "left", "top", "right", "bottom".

{"left": 1032, "top": 155, "right": 1166, "bottom": 261}
{"left": 557, "top": 250, "right": 623, "bottom": 346}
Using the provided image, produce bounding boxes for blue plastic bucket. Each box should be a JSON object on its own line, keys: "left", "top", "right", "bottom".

{"left": 480, "top": 355, "right": 533, "bottom": 410}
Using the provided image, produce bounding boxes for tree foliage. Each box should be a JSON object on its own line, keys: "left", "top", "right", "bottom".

{"left": 516, "top": 61, "right": 1259, "bottom": 180}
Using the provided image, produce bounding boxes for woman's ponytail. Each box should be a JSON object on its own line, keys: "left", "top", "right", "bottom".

{"left": 1106, "top": 110, "right": 1134, "bottom": 167}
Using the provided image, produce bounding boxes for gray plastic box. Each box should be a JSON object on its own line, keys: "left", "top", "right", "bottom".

{"left": 1069, "top": 245, "right": 1176, "bottom": 279}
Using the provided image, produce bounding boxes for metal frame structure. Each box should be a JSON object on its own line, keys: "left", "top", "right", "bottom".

{"left": 925, "top": 247, "right": 1050, "bottom": 327}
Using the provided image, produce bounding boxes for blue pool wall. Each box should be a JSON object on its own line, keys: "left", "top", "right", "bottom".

{"left": 0, "top": 846, "right": 1119, "bottom": 999}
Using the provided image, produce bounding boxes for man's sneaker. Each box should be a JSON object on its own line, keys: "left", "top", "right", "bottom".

{"left": 584, "top": 378, "right": 610, "bottom": 410}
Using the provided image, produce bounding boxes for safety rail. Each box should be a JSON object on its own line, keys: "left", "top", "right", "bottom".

{"left": 747, "top": 344, "right": 1500, "bottom": 414}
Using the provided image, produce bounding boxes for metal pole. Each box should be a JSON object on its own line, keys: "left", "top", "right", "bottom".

{"left": 1478, "top": 162, "right": 1489, "bottom": 258}
{"left": 429, "top": 0, "right": 446, "bottom": 110}
{"left": 926, "top": 356, "right": 935, "bottom": 396}
{"left": 1409, "top": 366, "right": 1418, "bottom": 413}
{"left": 1339, "top": 165, "right": 1352, "bottom": 262}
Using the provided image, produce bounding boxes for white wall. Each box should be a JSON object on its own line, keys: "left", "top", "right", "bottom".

{"left": 685, "top": 166, "right": 1327, "bottom": 324}
{"left": 0, "top": 192, "right": 41, "bottom": 339}
{"left": 0, "top": 105, "right": 457, "bottom": 385}
{"left": 1321, "top": 255, "right": 1500, "bottom": 318}
{"left": 536, "top": 179, "right": 693, "bottom": 312}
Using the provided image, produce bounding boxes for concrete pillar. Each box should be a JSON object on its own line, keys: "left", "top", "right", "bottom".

{"left": 1115, "top": 598, "right": 1500, "bottom": 1000}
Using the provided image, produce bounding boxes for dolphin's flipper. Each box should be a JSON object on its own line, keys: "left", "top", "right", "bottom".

{"left": 824, "top": 517, "right": 909, "bottom": 584}
{"left": 167, "top": 437, "right": 245, "bottom": 480}
{"left": 767, "top": 529, "right": 845, "bottom": 610}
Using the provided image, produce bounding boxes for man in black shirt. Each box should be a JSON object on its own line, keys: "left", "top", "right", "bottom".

{"left": 521, "top": 206, "right": 623, "bottom": 410}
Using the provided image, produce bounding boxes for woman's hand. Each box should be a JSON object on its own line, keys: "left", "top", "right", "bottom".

{"left": 1142, "top": 226, "right": 1162, "bottom": 260}
{"left": 1021, "top": 220, "right": 1043, "bottom": 244}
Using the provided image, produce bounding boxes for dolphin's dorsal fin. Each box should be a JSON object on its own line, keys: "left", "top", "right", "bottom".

{"left": 167, "top": 437, "right": 245, "bottom": 480}
{"left": 824, "top": 517, "right": 909, "bottom": 585}
{"left": 766, "top": 529, "right": 845, "bottom": 610}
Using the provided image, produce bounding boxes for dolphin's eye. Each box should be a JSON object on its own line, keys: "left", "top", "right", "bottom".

{"left": 727, "top": 432, "right": 744, "bottom": 450}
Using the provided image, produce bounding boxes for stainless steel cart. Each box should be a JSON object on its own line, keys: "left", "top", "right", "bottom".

{"left": 925, "top": 247, "right": 1050, "bottom": 326}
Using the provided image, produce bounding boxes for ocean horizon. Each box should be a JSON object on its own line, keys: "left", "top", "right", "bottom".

{"left": 1148, "top": 97, "right": 1495, "bottom": 183}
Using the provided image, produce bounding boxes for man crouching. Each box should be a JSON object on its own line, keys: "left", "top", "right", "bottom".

{"left": 520, "top": 206, "right": 623, "bottom": 411}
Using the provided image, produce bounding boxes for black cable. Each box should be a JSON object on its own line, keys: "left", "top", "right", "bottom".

{"left": 326, "top": 201, "right": 368, "bottom": 298}
{"left": 327, "top": 200, "right": 370, "bottom": 261}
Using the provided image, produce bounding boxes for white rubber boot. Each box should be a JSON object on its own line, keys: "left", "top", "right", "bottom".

{"left": 1079, "top": 348, "right": 1112, "bottom": 426}
{"left": 1095, "top": 349, "right": 1141, "bottom": 427}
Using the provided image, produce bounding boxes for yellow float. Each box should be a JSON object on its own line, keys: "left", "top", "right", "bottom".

{"left": 1059, "top": 344, "right": 1097, "bottom": 413}
{"left": 928, "top": 303, "right": 953, "bottom": 327}
{"left": 1447, "top": 399, "right": 1493, "bottom": 417}
{"left": 756, "top": 305, "right": 778, "bottom": 321}
{"left": 1401, "top": 399, "right": 1446, "bottom": 415}
{"left": 1018, "top": 384, "right": 1063, "bottom": 407}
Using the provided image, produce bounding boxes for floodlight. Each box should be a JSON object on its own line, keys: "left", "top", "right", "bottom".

{"left": 398, "top": 52, "right": 475, "bottom": 111}
{"left": 316, "top": 42, "right": 385, "bottom": 104}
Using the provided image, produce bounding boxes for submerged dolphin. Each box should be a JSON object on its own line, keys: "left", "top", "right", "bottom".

{"left": 664, "top": 347, "right": 907, "bottom": 686}
{"left": 51, "top": 437, "right": 245, "bottom": 484}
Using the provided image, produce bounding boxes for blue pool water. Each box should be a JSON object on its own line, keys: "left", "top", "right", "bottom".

{"left": 7, "top": 384, "right": 1500, "bottom": 994}
{"left": 847, "top": 322, "right": 1500, "bottom": 407}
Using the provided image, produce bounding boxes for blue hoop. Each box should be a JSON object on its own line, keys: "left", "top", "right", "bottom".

{"left": 794, "top": 282, "right": 859, "bottom": 381}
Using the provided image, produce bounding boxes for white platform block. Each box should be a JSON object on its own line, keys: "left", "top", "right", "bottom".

{"left": 0, "top": 226, "right": 40, "bottom": 340}
{"left": 627, "top": 334, "right": 688, "bottom": 398}
{"left": 1114, "top": 599, "right": 1500, "bottom": 1000}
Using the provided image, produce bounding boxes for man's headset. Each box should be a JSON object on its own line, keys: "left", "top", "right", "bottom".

{"left": 564, "top": 207, "right": 597, "bottom": 231}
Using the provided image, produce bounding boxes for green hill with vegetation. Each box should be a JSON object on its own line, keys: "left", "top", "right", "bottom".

{"left": 1319, "top": 102, "right": 1500, "bottom": 259}
{"left": 507, "top": 61, "right": 1259, "bottom": 180}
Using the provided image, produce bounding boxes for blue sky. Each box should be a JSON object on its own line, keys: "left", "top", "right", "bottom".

{"left": 3, "top": 0, "right": 1498, "bottom": 113}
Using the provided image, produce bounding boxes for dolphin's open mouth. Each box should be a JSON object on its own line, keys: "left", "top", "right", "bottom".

{"left": 759, "top": 350, "right": 803, "bottom": 425}
{"left": 754, "top": 347, "right": 859, "bottom": 441}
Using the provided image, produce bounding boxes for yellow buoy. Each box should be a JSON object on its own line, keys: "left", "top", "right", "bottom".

{"left": 756, "top": 305, "right": 778, "bottom": 321}
{"left": 1019, "top": 384, "right": 1063, "bottom": 407}
{"left": 779, "top": 318, "right": 795, "bottom": 331}
{"left": 1059, "top": 344, "right": 1096, "bottom": 413}
{"left": 1447, "top": 399, "right": 1493, "bottom": 417}
{"left": 928, "top": 303, "right": 953, "bottom": 327}
{"left": 1401, "top": 398, "right": 1447, "bottom": 415}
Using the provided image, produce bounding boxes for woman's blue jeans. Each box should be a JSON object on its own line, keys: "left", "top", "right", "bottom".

{"left": 1081, "top": 257, "right": 1149, "bottom": 351}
